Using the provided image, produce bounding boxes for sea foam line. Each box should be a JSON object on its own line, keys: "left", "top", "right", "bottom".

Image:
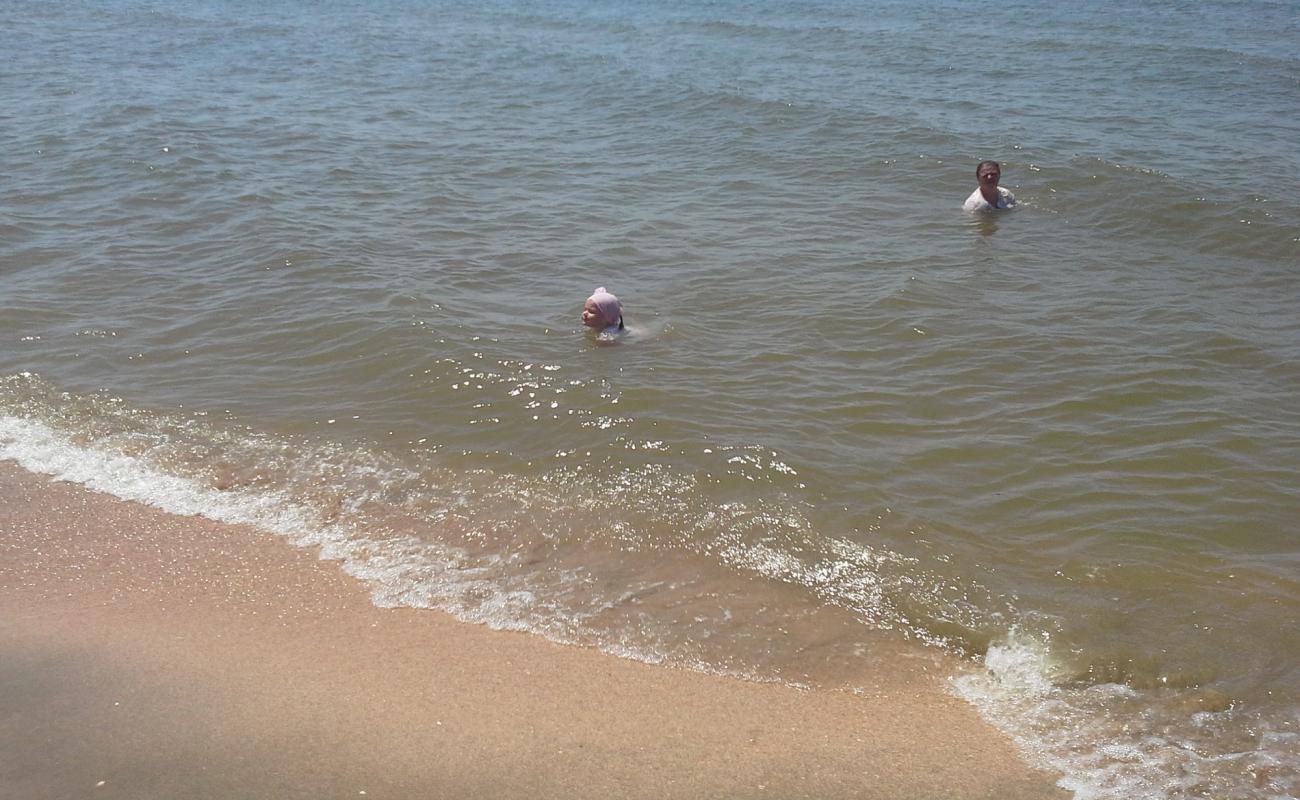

{"left": 0, "top": 412, "right": 549, "bottom": 625}
{"left": 950, "top": 629, "right": 1298, "bottom": 800}
{"left": 0, "top": 414, "right": 331, "bottom": 546}
{"left": 0, "top": 412, "right": 800, "bottom": 684}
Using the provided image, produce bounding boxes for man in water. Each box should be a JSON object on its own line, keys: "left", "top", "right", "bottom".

{"left": 963, "top": 160, "right": 1016, "bottom": 211}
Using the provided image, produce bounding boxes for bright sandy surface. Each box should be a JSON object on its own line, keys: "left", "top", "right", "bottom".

{"left": 0, "top": 460, "right": 1066, "bottom": 799}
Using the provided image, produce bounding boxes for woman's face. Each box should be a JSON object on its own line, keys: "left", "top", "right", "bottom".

{"left": 582, "top": 298, "right": 605, "bottom": 328}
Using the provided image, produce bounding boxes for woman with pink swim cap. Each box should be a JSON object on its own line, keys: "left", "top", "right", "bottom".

{"left": 581, "top": 287, "right": 624, "bottom": 332}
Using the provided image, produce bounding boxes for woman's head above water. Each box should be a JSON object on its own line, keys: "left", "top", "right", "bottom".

{"left": 582, "top": 287, "right": 624, "bottom": 331}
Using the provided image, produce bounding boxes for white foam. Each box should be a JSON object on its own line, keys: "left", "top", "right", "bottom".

{"left": 979, "top": 634, "right": 1056, "bottom": 697}
{"left": 952, "top": 629, "right": 1300, "bottom": 800}
{"left": 0, "top": 415, "right": 324, "bottom": 542}
{"left": 0, "top": 413, "right": 562, "bottom": 638}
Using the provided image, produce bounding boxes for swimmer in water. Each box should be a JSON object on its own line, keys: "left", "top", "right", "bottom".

{"left": 963, "top": 160, "right": 1016, "bottom": 211}
{"left": 581, "top": 286, "right": 624, "bottom": 332}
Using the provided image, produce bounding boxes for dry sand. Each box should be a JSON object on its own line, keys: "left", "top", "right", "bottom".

{"left": 0, "top": 460, "right": 1066, "bottom": 800}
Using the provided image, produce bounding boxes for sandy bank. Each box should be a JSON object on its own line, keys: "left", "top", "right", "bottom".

{"left": 0, "top": 460, "right": 1064, "bottom": 799}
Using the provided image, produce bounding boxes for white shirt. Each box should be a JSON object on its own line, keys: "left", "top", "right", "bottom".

{"left": 963, "top": 186, "right": 1016, "bottom": 212}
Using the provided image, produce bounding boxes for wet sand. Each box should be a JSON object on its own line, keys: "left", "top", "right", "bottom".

{"left": 0, "top": 460, "right": 1065, "bottom": 800}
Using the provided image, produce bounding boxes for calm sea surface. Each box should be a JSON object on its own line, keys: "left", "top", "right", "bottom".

{"left": 3, "top": 1, "right": 1298, "bottom": 796}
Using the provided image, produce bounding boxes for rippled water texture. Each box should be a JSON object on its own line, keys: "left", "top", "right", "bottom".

{"left": 3, "top": 1, "right": 1299, "bottom": 797}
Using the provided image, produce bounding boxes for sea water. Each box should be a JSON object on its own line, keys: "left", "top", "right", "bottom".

{"left": 2, "top": 1, "right": 1298, "bottom": 796}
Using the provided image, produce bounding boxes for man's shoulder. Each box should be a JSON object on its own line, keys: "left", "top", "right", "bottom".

{"left": 962, "top": 188, "right": 987, "bottom": 211}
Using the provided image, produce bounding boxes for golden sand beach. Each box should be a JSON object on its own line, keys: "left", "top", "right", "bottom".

{"left": 0, "top": 460, "right": 1065, "bottom": 800}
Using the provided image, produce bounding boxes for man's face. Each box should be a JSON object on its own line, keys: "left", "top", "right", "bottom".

{"left": 978, "top": 164, "right": 1001, "bottom": 185}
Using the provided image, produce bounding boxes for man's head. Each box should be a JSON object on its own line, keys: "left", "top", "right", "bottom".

{"left": 976, "top": 160, "right": 1001, "bottom": 186}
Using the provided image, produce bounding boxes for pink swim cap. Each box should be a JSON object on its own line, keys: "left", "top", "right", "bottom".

{"left": 587, "top": 287, "right": 623, "bottom": 327}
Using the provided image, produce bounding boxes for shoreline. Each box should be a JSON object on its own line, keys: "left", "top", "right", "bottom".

{"left": 0, "top": 460, "right": 1066, "bottom": 799}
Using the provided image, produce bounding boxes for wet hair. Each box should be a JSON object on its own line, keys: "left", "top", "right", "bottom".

{"left": 618, "top": 315, "right": 625, "bottom": 331}
{"left": 977, "top": 160, "right": 1000, "bottom": 177}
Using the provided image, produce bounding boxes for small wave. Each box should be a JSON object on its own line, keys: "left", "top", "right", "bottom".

{"left": 953, "top": 629, "right": 1299, "bottom": 800}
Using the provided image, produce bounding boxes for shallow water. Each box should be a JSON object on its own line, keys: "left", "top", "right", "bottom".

{"left": 3, "top": 1, "right": 1299, "bottom": 797}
